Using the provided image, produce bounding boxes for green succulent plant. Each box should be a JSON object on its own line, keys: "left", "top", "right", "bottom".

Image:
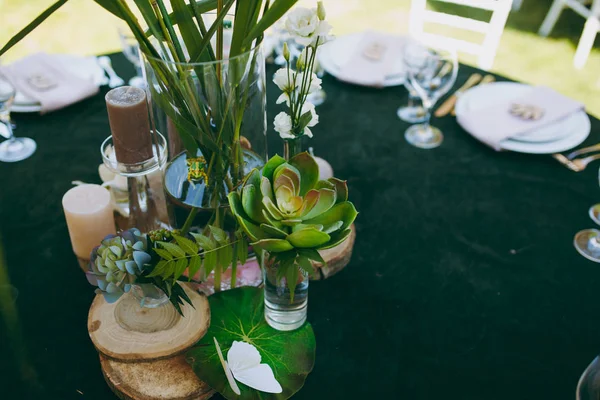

{"left": 227, "top": 152, "right": 358, "bottom": 257}
{"left": 86, "top": 229, "right": 151, "bottom": 303}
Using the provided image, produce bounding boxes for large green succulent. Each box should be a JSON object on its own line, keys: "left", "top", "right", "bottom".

{"left": 86, "top": 229, "right": 151, "bottom": 303}
{"left": 227, "top": 152, "right": 358, "bottom": 256}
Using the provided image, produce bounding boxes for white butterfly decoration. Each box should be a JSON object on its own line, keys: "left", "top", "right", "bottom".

{"left": 214, "top": 337, "right": 283, "bottom": 395}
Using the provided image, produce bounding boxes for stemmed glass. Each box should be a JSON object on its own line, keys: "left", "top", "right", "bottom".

{"left": 0, "top": 77, "right": 36, "bottom": 162}
{"left": 118, "top": 29, "right": 145, "bottom": 88}
{"left": 397, "top": 81, "right": 426, "bottom": 123}
{"left": 577, "top": 356, "right": 600, "bottom": 400}
{"left": 574, "top": 168, "right": 600, "bottom": 262}
{"left": 403, "top": 42, "right": 458, "bottom": 149}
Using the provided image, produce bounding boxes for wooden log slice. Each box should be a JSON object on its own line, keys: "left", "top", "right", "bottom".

{"left": 89, "top": 284, "right": 210, "bottom": 362}
{"left": 100, "top": 353, "right": 214, "bottom": 400}
{"left": 311, "top": 224, "right": 356, "bottom": 280}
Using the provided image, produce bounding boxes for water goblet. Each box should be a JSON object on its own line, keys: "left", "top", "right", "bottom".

{"left": 403, "top": 42, "right": 458, "bottom": 149}
{"left": 574, "top": 167, "right": 600, "bottom": 261}
{"left": 0, "top": 77, "right": 36, "bottom": 162}
{"left": 118, "top": 29, "right": 145, "bottom": 88}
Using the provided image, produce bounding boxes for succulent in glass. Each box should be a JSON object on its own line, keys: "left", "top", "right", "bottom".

{"left": 86, "top": 228, "right": 152, "bottom": 303}
{"left": 227, "top": 152, "right": 358, "bottom": 255}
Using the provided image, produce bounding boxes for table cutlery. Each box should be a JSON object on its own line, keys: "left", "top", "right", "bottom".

{"left": 97, "top": 56, "right": 124, "bottom": 88}
{"left": 434, "top": 73, "right": 482, "bottom": 117}
{"left": 561, "top": 143, "right": 600, "bottom": 160}
{"left": 552, "top": 153, "right": 600, "bottom": 172}
{"left": 449, "top": 74, "right": 495, "bottom": 116}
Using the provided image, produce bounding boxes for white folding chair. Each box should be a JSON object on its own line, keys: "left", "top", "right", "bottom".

{"left": 409, "top": 0, "right": 513, "bottom": 71}
{"left": 538, "top": 0, "right": 600, "bottom": 69}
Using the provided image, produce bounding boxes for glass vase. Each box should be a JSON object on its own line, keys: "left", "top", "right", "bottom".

{"left": 283, "top": 137, "right": 303, "bottom": 161}
{"left": 143, "top": 25, "right": 267, "bottom": 232}
{"left": 262, "top": 253, "right": 309, "bottom": 331}
{"left": 114, "top": 283, "right": 180, "bottom": 333}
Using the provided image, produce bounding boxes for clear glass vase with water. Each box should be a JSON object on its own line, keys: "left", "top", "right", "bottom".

{"left": 262, "top": 253, "right": 309, "bottom": 331}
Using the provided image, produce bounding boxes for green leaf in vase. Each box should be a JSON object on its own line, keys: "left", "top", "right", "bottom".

{"left": 186, "top": 287, "right": 315, "bottom": 400}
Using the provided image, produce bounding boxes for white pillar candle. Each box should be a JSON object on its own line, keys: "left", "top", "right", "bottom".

{"left": 62, "top": 184, "right": 116, "bottom": 260}
{"left": 315, "top": 156, "right": 334, "bottom": 180}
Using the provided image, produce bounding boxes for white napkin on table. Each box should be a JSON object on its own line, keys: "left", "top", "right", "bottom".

{"left": 337, "top": 31, "right": 402, "bottom": 88}
{"left": 457, "top": 86, "right": 584, "bottom": 151}
{"left": 0, "top": 52, "right": 99, "bottom": 114}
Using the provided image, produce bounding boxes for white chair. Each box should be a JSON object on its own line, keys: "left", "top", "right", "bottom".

{"left": 538, "top": 0, "right": 600, "bottom": 69}
{"left": 409, "top": 0, "right": 513, "bottom": 70}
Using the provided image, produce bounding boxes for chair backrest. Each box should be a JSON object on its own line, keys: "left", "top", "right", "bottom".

{"left": 409, "top": 0, "right": 513, "bottom": 70}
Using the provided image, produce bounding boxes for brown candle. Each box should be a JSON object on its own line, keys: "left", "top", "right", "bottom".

{"left": 105, "top": 86, "right": 153, "bottom": 164}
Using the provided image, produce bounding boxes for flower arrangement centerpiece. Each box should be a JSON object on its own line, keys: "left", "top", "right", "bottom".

{"left": 272, "top": 2, "right": 332, "bottom": 159}
{"left": 228, "top": 151, "right": 358, "bottom": 330}
{"left": 1, "top": 0, "right": 306, "bottom": 292}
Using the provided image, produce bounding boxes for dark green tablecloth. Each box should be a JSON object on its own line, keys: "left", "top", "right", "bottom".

{"left": 2, "top": 53, "right": 600, "bottom": 399}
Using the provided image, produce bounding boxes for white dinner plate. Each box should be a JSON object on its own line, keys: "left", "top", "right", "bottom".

{"left": 11, "top": 54, "right": 106, "bottom": 113}
{"left": 318, "top": 32, "right": 407, "bottom": 87}
{"left": 455, "top": 82, "right": 590, "bottom": 154}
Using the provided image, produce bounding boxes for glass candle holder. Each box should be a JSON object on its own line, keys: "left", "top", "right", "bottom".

{"left": 101, "top": 132, "right": 171, "bottom": 232}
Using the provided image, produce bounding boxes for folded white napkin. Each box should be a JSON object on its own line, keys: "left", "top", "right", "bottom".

{"left": 0, "top": 53, "right": 99, "bottom": 113}
{"left": 457, "top": 86, "right": 584, "bottom": 151}
{"left": 337, "top": 31, "right": 402, "bottom": 88}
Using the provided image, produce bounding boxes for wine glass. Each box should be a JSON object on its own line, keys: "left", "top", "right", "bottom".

{"left": 574, "top": 168, "right": 600, "bottom": 261}
{"left": 403, "top": 42, "right": 458, "bottom": 149}
{"left": 118, "top": 29, "right": 145, "bottom": 88}
{"left": 577, "top": 356, "right": 600, "bottom": 400}
{"left": 397, "top": 80, "right": 426, "bottom": 123}
{"left": 0, "top": 77, "right": 36, "bottom": 162}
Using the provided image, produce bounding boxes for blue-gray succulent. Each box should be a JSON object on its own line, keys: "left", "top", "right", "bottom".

{"left": 86, "top": 228, "right": 151, "bottom": 303}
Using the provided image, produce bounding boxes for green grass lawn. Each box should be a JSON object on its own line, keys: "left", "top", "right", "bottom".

{"left": 2, "top": 0, "right": 600, "bottom": 116}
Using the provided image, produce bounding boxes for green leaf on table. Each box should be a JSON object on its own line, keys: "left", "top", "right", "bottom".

{"left": 174, "top": 235, "right": 199, "bottom": 255}
{"left": 158, "top": 241, "right": 186, "bottom": 259}
{"left": 186, "top": 287, "right": 316, "bottom": 400}
{"left": 1, "top": 0, "right": 71, "bottom": 56}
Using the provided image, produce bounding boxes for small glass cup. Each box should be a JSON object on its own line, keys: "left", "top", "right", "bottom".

{"left": 0, "top": 76, "right": 36, "bottom": 162}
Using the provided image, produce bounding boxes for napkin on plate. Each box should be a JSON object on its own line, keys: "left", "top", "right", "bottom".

{"left": 337, "top": 31, "right": 402, "bottom": 88}
{"left": 457, "top": 86, "right": 584, "bottom": 151}
{"left": 0, "top": 52, "right": 100, "bottom": 113}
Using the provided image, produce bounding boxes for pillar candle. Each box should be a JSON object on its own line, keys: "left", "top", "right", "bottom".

{"left": 62, "top": 184, "right": 116, "bottom": 260}
{"left": 105, "top": 86, "right": 153, "bottom": 164}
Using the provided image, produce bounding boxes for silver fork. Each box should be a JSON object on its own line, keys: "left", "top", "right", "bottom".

{"left": 553, "top": 153, "right": 600, "bottom": 172}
